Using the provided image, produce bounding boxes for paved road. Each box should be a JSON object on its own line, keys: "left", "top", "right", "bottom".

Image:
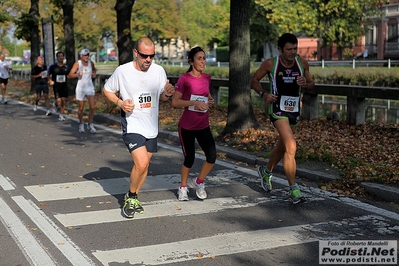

{"left": 0, "top": 100, "right": 398, "bottom": 266}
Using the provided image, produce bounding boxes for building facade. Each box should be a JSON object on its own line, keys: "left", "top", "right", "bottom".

{"left": 368, "top": 0, "right": 399, "bottom": 59}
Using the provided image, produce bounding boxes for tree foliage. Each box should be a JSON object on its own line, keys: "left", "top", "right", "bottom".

{"left": 72, "top": 1, "right": 116, "bottom": 52}
{"left": 132, "top": 0, "right": 180, "bottom": 42}
{"left": 1, "top": 0, "right": 30, "bottom": 44}
{"left": 0, "top": 12, "right": 9, "bottom": 24}
{"left": 254, "top": 0, "right": 381, "bottom": 53}
{"left": 49, "top": 0, "right": 105, "bottom": 57}
{"left": 14, "top": 12, "right": 39, "bottom": 41}
{"left": 254, "top": 0, "right": 317, "bottom": 37}
{"left": 310, "top": 0, "right": 381, "bottom": 47}
{"left": 4, "top": 0, "right": 383, "bottom": 61}
{"left": 179, "top": 0, "right": 220, "bottom": 49}
{"left": 249, "top": 2, "right": 278, "bottom": 60}
{"left": 212, "top": 0, "right": 230, "bottom": 47}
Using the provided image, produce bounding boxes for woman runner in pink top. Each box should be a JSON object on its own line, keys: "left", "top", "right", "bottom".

{"left": 172, "top": 46, "right": 216, "bottom": 201}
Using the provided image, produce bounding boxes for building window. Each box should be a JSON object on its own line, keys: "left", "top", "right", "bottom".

{"left": 387, "top": 23, "right": 398, "bottom": 43}
{"left": 365, "top": 27, "right": 374, "bottom": 45}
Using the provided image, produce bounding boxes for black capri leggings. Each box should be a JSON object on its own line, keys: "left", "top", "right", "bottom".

{"left": 178, "top": 125, "right": 217, "bottom": 168}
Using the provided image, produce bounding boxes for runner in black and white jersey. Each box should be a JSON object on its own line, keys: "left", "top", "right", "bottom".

{"left": 250, "top": 33, "right": 314, "bottom": 204}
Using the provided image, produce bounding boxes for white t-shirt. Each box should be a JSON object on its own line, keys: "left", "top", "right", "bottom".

{"left": 103, "top": 61, "right": 167, "bottom": 138}
{"left": 0, "top": 59, "right": 11, "bottom": 79}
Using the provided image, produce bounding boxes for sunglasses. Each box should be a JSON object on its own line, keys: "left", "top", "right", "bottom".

{"left": 82, "top": 54, "right": 89, "bottom": 56}
{"left": 136, "top": 50, "right": 155, "bottom": 59}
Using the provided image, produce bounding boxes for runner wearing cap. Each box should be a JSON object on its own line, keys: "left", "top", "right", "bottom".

{"left": 68, "top": 48, "right": 97, "bottom": 133}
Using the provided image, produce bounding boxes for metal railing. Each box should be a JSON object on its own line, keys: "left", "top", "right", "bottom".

{"left": 157, "top": 59, "right": 399, "bottom": 69}
{"left": 309, "top": 59, "right": 399, "bottom": 68}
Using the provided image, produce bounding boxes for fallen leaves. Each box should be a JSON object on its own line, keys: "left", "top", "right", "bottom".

{"left": 219, "top": 117, "right": 399, "bottom": 197}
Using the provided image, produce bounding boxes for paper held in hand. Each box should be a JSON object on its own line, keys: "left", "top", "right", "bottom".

{"left": 188, "top": 94, "right": 208, "bottom": 113}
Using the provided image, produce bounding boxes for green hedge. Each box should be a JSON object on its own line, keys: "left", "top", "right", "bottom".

{"left": 310, "top": 68, "right": 399, "bottom": 87}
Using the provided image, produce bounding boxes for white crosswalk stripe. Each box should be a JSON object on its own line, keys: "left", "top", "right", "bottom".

{"left": 0, "top": 197, "right": 58, "bottom": 266}
{"left": 54, "top": 196, "right": 272, "bottom": 227}
{"left": 0, "top": 174, "right": 16, "bottom": 191}
{"left": 24, "top": 175, "right": 176, "bottom": 202}
{"left": 93, "top": 224, "right": 317, "bottom": 265}
{"left": 24, "top": 170, "right": 242, "bottom": 202}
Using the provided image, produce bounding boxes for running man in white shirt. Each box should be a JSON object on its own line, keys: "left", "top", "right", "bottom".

{"left": 102, "top": 36, "right": 175, "bottom": 218}
{"left": 0, "top": 54, "right": 12, "bottom": 104}
{"left": 68, "top": 49, "right": 97, "bottom": 133}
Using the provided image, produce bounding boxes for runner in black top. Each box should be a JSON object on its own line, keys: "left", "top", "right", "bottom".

{"left": 250, "top": 33, "right": 314, "bottom": 204}
{"left": 31, "top": 56, "right": 51, "bottom": 115}
{"left": 48, "top": 52, "right": 69, "bottom": 121}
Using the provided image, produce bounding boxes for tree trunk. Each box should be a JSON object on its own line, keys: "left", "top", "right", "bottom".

{"left": 222, "top": 0, "right": 260, "bottom": 135}
{"left": 29, "top": 0, "right": 40, "bottom": 93}
{"left": 115, "top": 0, "right": 135, "bottom": 65}
{"left": 62, "top": 0, "right": 77, "bottom": 96}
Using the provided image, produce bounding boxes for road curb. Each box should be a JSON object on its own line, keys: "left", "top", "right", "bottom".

{"left": 360, "top": 182, "right": 399, "bottom": 204}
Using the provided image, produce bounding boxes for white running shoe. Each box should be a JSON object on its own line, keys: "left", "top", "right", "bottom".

{"left": 88, "top": 123, "right": 96, "bottom": 133}
{"left": 190, "top": 178, "right": 207, "bottom": 199}
{"left": 45, "top": 109, "right": 51, "bottom": 116}
{"left": 79, "top": 123, "right": 85, "bottom": 133}
{"left": 177, "top": 186, "right": 189, "bottom": 201}
{"left": 58, "top": 114, "right": 65, "bottom": 121}
{"left": 33, "top": 104, "right": 37, "bottom": 111}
